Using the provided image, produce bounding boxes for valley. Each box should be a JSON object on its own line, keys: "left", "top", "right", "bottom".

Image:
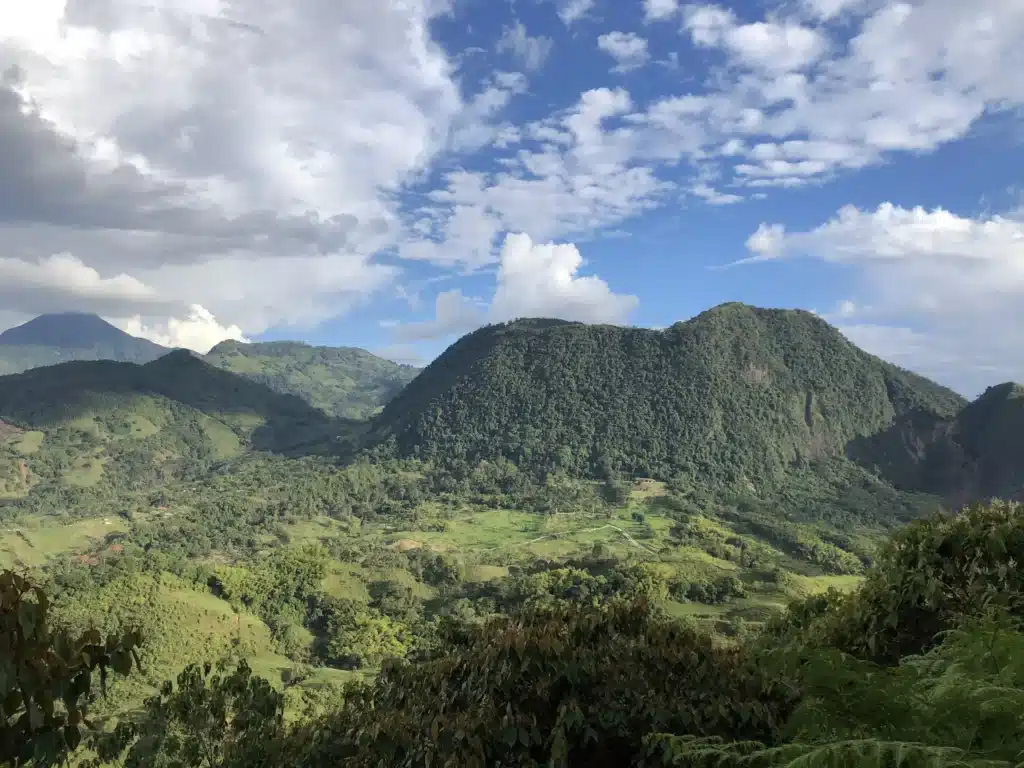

{"left": 1, "top": 303, "right": 1022, "bottom": 767}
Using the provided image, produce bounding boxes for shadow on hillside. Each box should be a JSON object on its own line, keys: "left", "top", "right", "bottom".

{"left": 844, "top": 408, "right": 973, "bottom": 501}
{"left": 0, "top": 352, "right": 362, "bottom": 457}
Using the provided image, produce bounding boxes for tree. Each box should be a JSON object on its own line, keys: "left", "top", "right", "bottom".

{"left": 1, "top": 569, "right": 141, "bottom": 767}
{"left": 89, "top": 659, "right": 284, "bottom": 768}
{"left": 283, "top": 598, "right": 796, "bottom": 768}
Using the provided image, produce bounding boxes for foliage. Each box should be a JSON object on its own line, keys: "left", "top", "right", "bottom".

{"left": 1, "top": 569, "right": 141, "bottom": 767}
{"left": 283, "top": 598, "right": 797, "bottom": 768}
{"left": 372, "top": 305, "right": 965, "bottom": 490}
{"left": 88, "top": 659, "right": 284, "bottom": 768}
{"left": 645, "top": 612, "right": 1024, "bottom": 767}
{"left": 763, "top": 499, "right": 1024, "bottom": 664}
{"left": 203, "top": 340, "right": 419, "bottom": 420}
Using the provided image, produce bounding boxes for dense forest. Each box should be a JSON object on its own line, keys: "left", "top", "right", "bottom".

{"left": 5, "top": 500, "right": 1023, "bottom": 767}
{"left": 204, "top": 340, "right": 419, "bottom": 420}
{"left": 0, "top": 304, "right": 1022, "bottom": 767}
{"left": 371, "top": 305, "right": 971, "bottom": 490}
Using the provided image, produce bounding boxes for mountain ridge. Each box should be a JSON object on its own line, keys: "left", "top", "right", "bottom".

{"left": 370, "top": 303, "right": 972, "bottom": 496}
{"left": 0, "top": 313, "right": 420, "bottom": 419}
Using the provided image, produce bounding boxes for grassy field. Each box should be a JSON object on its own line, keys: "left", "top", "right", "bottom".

{"left": 0, "top": 516, "right": 129, "bottom": 569}
{"left": 277, "top": 485, "right": 867, "bottom": 636}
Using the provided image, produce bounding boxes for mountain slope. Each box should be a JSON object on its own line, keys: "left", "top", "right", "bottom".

{"left": 204, "top": 340, "right": 419, "bottom": 419}
{"left": 0, "top": 352, "right": 336, "bottom": 500}
{"left": 372, "top": 304, "right": 966, "bottom": 491}
{"left": 0, "top": 313, "right": 170, "bottom": 375}
{"left": 849, "top": 382, "right": 1024, "bottom": 504}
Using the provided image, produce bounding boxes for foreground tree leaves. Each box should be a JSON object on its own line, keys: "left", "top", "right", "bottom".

{"left": 763, "top": 500, "right": 1024, "bottom": 664}
{"left": 646, "top": 611, "right": 1024, "bottom": 767}
{"left": 0, "top": 569, "right": 141, "bottom": 767}
{"left": 87, "top": 658, "right": 285, "bottom": 768}
{"left": 281, "top": 598, "right": 798, "bottom": 768}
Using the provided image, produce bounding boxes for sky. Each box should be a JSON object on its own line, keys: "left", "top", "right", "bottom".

{"left": 0, "top": 0, "right": 1022, "bottom": 397}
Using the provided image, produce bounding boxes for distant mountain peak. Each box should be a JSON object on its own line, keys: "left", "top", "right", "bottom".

{"left": 0, "top": 313, "right": 164, "bottom": 351}
{"left": 0, "top": 312, "right": 170, "bottom": 376}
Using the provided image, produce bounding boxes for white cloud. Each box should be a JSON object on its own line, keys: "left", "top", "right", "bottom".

{"left": 0, "top": 0, "right": 469, "bottom": 334}
{"left": 497, "top": 22, "right": 553, "bottom": 71}
{"left": 800, "top": 0, "right": 873, "bottom": 21}
{"left": 490, "top": 233, "right": 638, "bottom": 323}
{"left": 554, "top": 0, "right": 595, "bottom": 25}
{"left": 738, "top": 203, "right": 1024, "bottom": 394}
{"left": 628, "top": 0, "right": 1024, "bottom": 189}
{"left": 394, "top": 290, "right": 484, "bottom": 342}
{"left": 597, "top": 32, "right": 650, "bottom": 72}
{"left": 644, "top": 0, "right": 681, "bottom": 22}
{"left": 110, "top": 305, "right": 248, "bottom": 353}
{"left": 400, "top": 88, "right": 669, "bottom": 268}
{"left": 393, "top": 232, "right": 637, "bottom": 341}
{"left": 0, "top": 252, "right": 177, "bottom": 317}
{"left": 690, "top": 182, "right": 743, "bottom": 205}
{"left": 683, "top": 6, "right": 827, "bottom": 73}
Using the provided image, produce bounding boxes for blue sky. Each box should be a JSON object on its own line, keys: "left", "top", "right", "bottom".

{"left": 0, "top": 0, "right": 1022, "bottom": 395}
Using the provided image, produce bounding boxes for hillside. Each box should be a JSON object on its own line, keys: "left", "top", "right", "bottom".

{"left": 0, "top": 352, "right": 336, "bottom": 501}
{"left": 849, "top": 381, "right": 1024, "bottom": 504}
{"left": 0, "top": 313, "right": 169, "bottom": 375}
{"left": 204, "top": 340, "right": 419, "bottom": 419}
{"left": 372, "top": 303, "right": 967, "bottom": 492}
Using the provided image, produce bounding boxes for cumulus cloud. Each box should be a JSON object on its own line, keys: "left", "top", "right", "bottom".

{"left": 497, "top": 22, "right": 553, "bottom": 71}
{"left": 682, "top": 6, "right": 826, "bottom": 73}
{"left": 598, "top": 32, "right": 650, "bottom": 73}
{"left": 403, "top": 0, "right": 1024, "bottom": 271}
{"left": 4, "top": 0, "right": 1024, "bottom": 357}
{"left": 110, "top": 305, "right": 248, "bottom": 353}
{"left": 737, "top": 203, "right": 1024, "bottom": 394}
{"left": 490, "top": 233, "right": 637, "bottom": 323}
{"left": 629, "top": 0, "right": 1024, "bottom": 189}
{"left": 799, "top": 0, "right": 873, "bottom": 21}
{"left": 0, "top": 0, "right": 468, "bottom": 334}
{"left": 400, "top": 88, "right": 669, "bottom": 268}
{"left": 393, "top": 290, "right": 484, "bottom": 342}
{"left": 393, "top": 232, "right": 637, "bottom": 341}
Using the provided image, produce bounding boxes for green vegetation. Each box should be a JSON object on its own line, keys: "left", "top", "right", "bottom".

{"left": 1, "top": 302, "right": 1023, "bottom": 767}
{"left": 204, "top": 340, "right": 419, "bottom": 420}
{"left": 5, "top": 500, "right": 1023, "bottom": 767}
{"left": 371, "top": 305, "right": 966, "bottom": 492}
{"left": 1, "top": 569, "right": 140, "bottom": 767}
{"left": 0, "top": 313, "right": 419, "bottom": 422}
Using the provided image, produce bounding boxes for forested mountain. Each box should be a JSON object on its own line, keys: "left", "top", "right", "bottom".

{"left": 0, "top": 351, "right": 337, "bottom": 500}
{"left": 850, "top": 381, "right": 1024, "bottom": 503}
{"left": 204, "top": 340, "right": 419, "bottom": 419}
{"left": 0, "top": 313, "right": 170, "bottom": 375}
{"left": 372, "top": 303, "right": 967, "bottom": 492}
{"left": 0, "top": 313, "right": 419, "bottom": 418}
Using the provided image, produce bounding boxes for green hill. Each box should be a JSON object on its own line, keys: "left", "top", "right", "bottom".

{"left": 204, "top": 340, "right": 419, "bottom": 419}
{"left": 0, "top": 313, "right": 169, "bottom": 374}
{"left": 371, "top": 303, "right": 967, "bottom": 492}
{"left": 850, "top": 381, "right": 1024, "bottom": 503}
{"left": 0, "top": 351, "right": 337, "bottom": 499}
